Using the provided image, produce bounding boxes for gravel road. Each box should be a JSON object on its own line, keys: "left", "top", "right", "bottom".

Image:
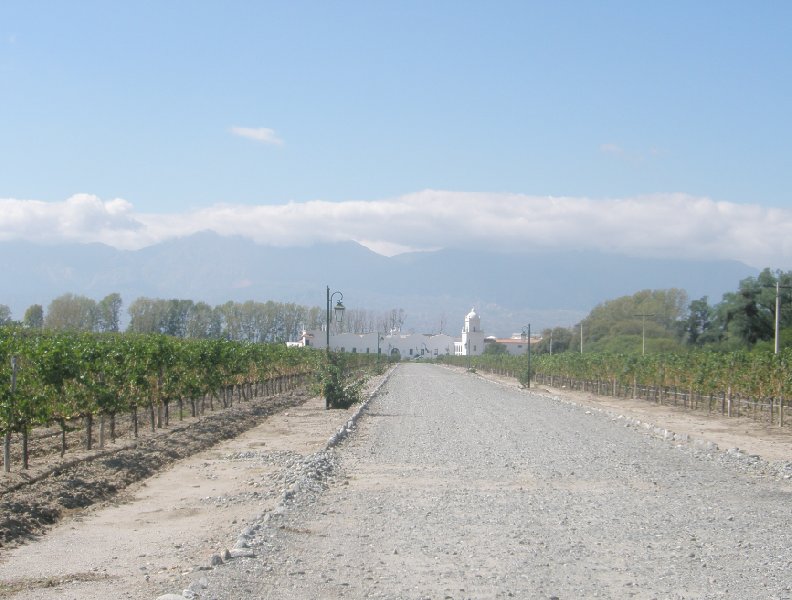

{"left": 195, "top": 363, "right": 791, "bottom": 600}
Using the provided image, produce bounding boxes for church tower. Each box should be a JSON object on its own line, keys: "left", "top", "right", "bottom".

{"left": 461, "top": 308, "right": 485, "bottom": 355}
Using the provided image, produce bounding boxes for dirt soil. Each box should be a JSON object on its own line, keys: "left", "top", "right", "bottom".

{"left": 0, "top": 365, "right": 789, "bottom": 599}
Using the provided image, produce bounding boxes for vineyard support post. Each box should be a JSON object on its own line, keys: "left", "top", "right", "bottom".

{"left": 521, "top": 324, "right": 531, "bottom": 389}
{"left": 4, "top": 356, "right": 18, "bottom": 473}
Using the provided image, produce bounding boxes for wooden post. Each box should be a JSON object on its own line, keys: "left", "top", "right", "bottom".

{"left": 3, "top": 357, "right": 18, "bottom": 473}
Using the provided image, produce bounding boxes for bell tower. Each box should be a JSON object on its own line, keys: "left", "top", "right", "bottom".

{"left": 461, "top": 308, "right": 485, "bottom": 355}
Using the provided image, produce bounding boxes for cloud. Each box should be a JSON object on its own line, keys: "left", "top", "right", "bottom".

{"left": 230, "top": 126, "right": 283, "bottom": 145}
{"left": 2, "top": 191, "right": 792, "bottom": 269}
{"left": 0, "top": 194, "right": 150, "bottom": 247}
{"left": 600, "top": 143, "right": 624, "bottom": 155}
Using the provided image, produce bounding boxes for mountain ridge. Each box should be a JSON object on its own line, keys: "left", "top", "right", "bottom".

{"left": 0, "top": 233, "right": 757, "bottom": 336}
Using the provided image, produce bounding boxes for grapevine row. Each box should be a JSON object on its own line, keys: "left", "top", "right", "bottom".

{"left": 438, "top": 349, "right": 792, "bottom": 427}
{"left": 0, "top": 327, "right": 322, "bottom": 471}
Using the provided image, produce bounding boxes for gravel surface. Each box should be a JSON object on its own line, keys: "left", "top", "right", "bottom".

{"left": 195, "top": 363, "right": 792, "bottom": 600}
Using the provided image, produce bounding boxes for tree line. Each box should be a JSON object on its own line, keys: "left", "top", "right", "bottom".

{"left": 1, "top": 294, "right": 408, "bottom": 343}
{"left": 530, "top": 269, "right": 792, "bottom": 355}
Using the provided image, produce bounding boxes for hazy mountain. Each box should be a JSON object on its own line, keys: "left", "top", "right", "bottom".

{"left": 0, "top": 232, "right": 757, "bottom": 336}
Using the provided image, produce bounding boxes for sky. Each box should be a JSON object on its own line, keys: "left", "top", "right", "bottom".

{"left": 1, "top": 1, "right": 791, "bottom": 268}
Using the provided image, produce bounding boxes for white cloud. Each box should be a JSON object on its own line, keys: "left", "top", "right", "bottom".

{"left": 230, "top": 126, "right": 283, "bottom": 145}
{"left": 600, "top": 143, "right": 624, "bottom": 155}
{"left": 2, "top": 191, "right": 792, "bottom": 269}
{"left": 0, "top": 194, "right": 150, "bottom": 248}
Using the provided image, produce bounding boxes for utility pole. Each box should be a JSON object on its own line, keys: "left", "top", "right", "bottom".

{"left": 773, "top": 281, "right": 792, "bottom": 354}
{"left": 634, "top": 313, "right": 655, "bottom": 356}
{"left": 764, "top": 280, "right": 791, "bottom": 354}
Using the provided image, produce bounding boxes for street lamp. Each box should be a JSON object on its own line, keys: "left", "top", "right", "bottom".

{"left": 521, "top": 324, "right": 531, "bottom": 389}
{"left": 326, "top": 286, "right": 345, "bottom": 351}
{"left": 634, "top": 313, "right": 655, "bottom": 356}
{"left": 325, "top": 286, "right": 345, "bottom": 408}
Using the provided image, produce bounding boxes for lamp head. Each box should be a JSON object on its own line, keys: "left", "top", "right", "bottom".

{"left": 333, "top": 300, "right": 345, "bottom": 323}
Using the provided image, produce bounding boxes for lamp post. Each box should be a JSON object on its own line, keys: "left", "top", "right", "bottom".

{"left": 634, "top": 313, "right": 655, "bottom": 356}
{"left": 521, "top": 324, "right": 531, "bottom": 389}
{"left": 376, "top": 333, "right": 383, "bottom": 366}
{"left": 325, "top": 286, "right": 345, "bottom": 409}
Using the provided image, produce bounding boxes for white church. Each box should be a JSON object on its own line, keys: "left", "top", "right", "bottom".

{"left": 288, "top": 308, "right": 534, "bottom": 358}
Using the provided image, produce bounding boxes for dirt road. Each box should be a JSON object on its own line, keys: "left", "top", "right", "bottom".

{"left": 202, "top": 363, "right": 791, "bottom": 599}
{"left": 1, "top": 363, "right": 790, "bottom": 599}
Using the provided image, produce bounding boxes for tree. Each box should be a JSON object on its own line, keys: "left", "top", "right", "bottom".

{"left": 681, "top": 296, "right": 718, "bottom": 346}
{"left": 128, "top": 297, "right": 167, "bottom": 333}
{"left": 483, "top": 342, "right": 508, "bottom": 355}
{"left": 582, "top": 289, "right": 688, "bottom": 354}
{"left": 717, "top": 269, "right": 779, "bottom": 347}
{"left": 23, "top": 304, "right": 44, "bottom": 329}
{"left": 0, "top": 305, "right": 12, "bottom": 325}
{"left": 45, "top": 294, "right": 97, "bottom": 331}
{"left": 96, "top": 293, "right": 123, "bottom": 332}
{"left": 534, "top": 327, "right": 575, "bottom": 354}
{"left": 185, "top": 301, "right": 221, "bottom": 338}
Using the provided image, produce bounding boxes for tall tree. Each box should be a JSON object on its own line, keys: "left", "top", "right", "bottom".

{"left": 45, "top": 294, "right": 97, "bottom": 331}
{"left": 23, "top": 304, "right": 43, "bottom": 329}
{"left": 0, "top": 305, "right": 12, "bottom": 325}
{"left": 96, "top": 293, "right": 123, "bottom": 332}
{"left": 681, "top": 296, "right": 717, "bottom": 346}
{"left": 716, "top": 268, "right": 792, "bottom": 348}
{"left": 534, "top": 326, "right": 575, "bottom": 354}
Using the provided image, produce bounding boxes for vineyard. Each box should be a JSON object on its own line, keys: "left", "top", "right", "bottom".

{"left": 0, "top": 327, "right": 378, "bottom": 473}
{"left": 438, "top": 349, "right": 792, "bottom": 428}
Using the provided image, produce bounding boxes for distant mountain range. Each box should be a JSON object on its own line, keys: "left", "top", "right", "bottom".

{"left": 0, "top": 232, "right": 757, "bottom": 336}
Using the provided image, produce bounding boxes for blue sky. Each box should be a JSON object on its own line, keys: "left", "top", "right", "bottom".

{"left": 1, "top": 2, "right": 792, "bottom": 267}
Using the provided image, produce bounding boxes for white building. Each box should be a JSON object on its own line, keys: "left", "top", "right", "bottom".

{"left": 453, "top": 308, "right": 486, "bottom": 356}
{"left": 482, "top": 334, "right": 539, "bottom": 356}
{"left": 289, "top": 308, "right": 496, "bottom": 358}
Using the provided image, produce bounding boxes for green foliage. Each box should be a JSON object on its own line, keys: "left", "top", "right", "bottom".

{"left": 23, "top": 304, "right": 43, "bottom": 329}
{"left": 319, "top": 351, "right": 366, "bottom": 409}
{"left": 581, "top": 288, "right": 688, "bottom": 353}
{"left": 45, "top": 293, "right": 98, "bottom": 331}
{"left": 440, "top": 346, "right": 792, "bottom": 410}
{"left": 483, "top": 342, "right": 508, "bottom": 355}
{"left": 127, "top": 297, "right": 322, "bottom": 342}
{"left": 96, "top": 293, "right": 123, "bottom": 332}
{"left": 0, "top": 326, "right": 316, "bottom": 448}
{"left": 534, "top": 327, "right": 574, "bottom": 354}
